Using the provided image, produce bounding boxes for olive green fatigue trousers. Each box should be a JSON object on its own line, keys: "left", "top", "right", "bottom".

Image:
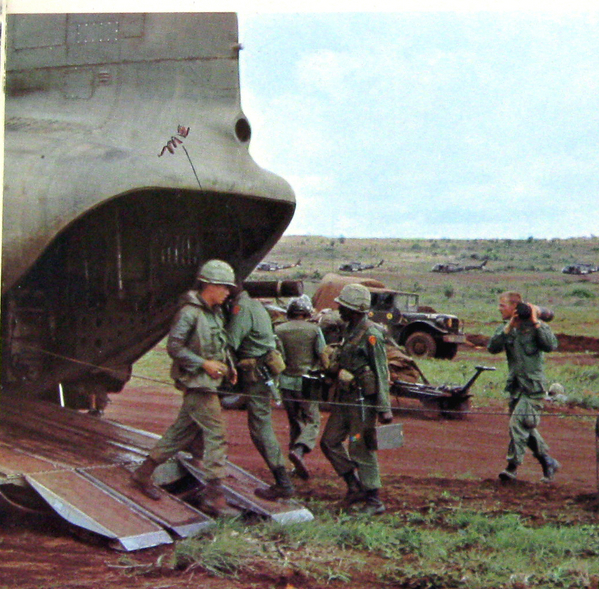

{"left": 320, "top": 389, "right": 381, "bottom": 491}
{"left": 281, "top": 388, "right": 321, "bottom": 452}
{"left": 149, "top": 389, "right": 227, "bottom": 480}
{"left": 245, "top": 380, "right": 286, "bottom": 471}
{"left": 507, "top": 394, "right": 549, "bottom": 465}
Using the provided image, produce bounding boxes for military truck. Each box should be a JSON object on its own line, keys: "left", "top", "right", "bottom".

{"left": 313, "top": 274, "right": 466, "bottom": 359}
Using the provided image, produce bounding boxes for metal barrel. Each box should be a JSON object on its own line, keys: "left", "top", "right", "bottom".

{"left": 243, "top": 280, "right": 304, "bottom": 298}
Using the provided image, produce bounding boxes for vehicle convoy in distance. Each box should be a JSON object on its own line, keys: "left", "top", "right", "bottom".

{"left": 338, "top": 260, "right": 384, "bottom": 272}
{"left": 313, "top": 274, "right": 466, "bottom": 359}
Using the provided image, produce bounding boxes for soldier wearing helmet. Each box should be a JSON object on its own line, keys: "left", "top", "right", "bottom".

{"left": 131, "top": 259, "right": 237, "bottom": 516}
{"left": 275, "top": 295, "right": 326, "bottom": 480}
{"left": 320, "top": 283, "right": 393, "bottom": 516}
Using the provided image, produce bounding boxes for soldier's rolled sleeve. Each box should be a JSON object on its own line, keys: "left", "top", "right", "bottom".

{"left": 535, "top": 322, "right": 558, "bottom": 352}
{"left": 487, "top": 326, "right": 507, "bottom": 354}
{"left": 167, "top": 308, "right": 206, "bottom": 372}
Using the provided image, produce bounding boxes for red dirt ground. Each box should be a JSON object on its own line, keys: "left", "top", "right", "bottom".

{"left": 2, "top": 368, "right": 599, "bottom": 589}
{"left": 467, "top": 332, "right": 599, "bottom": 354}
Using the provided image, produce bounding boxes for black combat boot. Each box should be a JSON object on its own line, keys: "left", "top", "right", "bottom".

{"left": 538, "top": 455, "right": 561, "bottom": 483}
{"left": 336, "top": 471, "right": 365, "bottom": 510}
{"left": 131, "top": 457, "right": 161, "bottom": 500}
{"left": 360, "top": 489, "right": 386, "bottom": 516}
{"left": 498, "top": 462, "right": 518, "bottom": 482}
{"left": 289, "top": 444, "right": 310, "bottom": 480}
{"left": 255, "top": 467, "right": 295, "bottom": 501}
{"left": 201, "top": 479, "right": 238, "bottom": 517}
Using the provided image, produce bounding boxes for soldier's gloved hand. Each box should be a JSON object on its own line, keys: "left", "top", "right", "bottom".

{"left": 378, "top": 411, "right": 393, "bottom": 424}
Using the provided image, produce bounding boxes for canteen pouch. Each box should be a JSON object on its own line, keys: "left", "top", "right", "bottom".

{"left": 237, "top": 357, "right": 259, "bottom": 384}
{"left": 264, "top": 349, "right": 286, "bottom": 376}
{"left": 321, "top": 344, "right": 341, "bottom": 374}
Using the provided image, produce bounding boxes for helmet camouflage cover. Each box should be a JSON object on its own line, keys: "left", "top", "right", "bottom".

{"left": 287, "top": 294, "right": 314, "bottom": 316}
{"left": 196, "top": 259, "right": 236, "bottom": 287}
{"left": 335, "top": 283, "right": 371, "bottom": 313}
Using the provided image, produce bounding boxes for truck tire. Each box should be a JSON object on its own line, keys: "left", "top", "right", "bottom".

{"left": 405, "top": 331, "right": 437, "bottom": 358}
{"left": 436, "top": 342, "right": 458, "bottom": 360}
{"left": 220, "top": 394, "right": 248, "bottom": 410}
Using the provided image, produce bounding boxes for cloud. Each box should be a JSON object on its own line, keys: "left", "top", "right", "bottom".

{"left": 239, "top": 12, "right": 599, "bottom": 238}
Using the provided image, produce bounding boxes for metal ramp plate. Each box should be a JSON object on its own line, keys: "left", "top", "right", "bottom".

{"left": 80, "top": 465, "right": 213, "bottom": 538}
{"left": 26, "top": 470, "right": 173, "bottom": 551}
{"left": 0, "top": 444, "right": 67, "bottom": 482}
{"left": 179, "top": 456, "right": 314, "bottom": 525}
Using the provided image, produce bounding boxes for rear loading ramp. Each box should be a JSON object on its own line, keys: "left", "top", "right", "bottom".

{"left": 0, "top": 397, "right": 313, "bottom": 549}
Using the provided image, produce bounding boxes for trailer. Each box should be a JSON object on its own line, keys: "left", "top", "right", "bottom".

{"left": 391, "top": 365, "right": 496, "bottom": 418}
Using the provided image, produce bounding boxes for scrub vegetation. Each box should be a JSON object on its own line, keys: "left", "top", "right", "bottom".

{"left": 265, "top": 235, "right": 599, "bottom": 337}
{"left": 122, "top": 500, "right": 599, "bottom": 588}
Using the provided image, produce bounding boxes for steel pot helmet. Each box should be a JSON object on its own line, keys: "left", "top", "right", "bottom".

{"left": 287, "top": 294, "right": 314, "bottom": 317}
{"left": 196, "top": 259, "right": 236, "bottom": 287}
{"left": 335, "top": 284, "right": 371, "bottom": 313}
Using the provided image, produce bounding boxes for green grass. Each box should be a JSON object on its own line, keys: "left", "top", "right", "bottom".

{"left": 266, "top": 235, "right": 599, "bottom": 338}
{"left": 122, "top": 502, "right": 599, "bottom": 588}
{"left": 414, "top": 351, "right": 599, "bottom": 409}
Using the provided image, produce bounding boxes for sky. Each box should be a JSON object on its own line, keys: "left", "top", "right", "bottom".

{"left": 4, "top": 1, "right": 599, "bottom": 239}
{"left": 236, "top": 10, "right": 599, "bottom": 239}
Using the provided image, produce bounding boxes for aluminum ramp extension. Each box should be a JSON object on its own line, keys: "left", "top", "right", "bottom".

{"left": 26, "top": 464, "right": 213, "bottom": 551}
{"left": 178, "top": 456, "right": 314, "bottom": 525}
{"left": 80, "top": 464, "right": 213, "bottom": 538}
{"left": 26, "top": 469, "right": 172, "bottom": 551}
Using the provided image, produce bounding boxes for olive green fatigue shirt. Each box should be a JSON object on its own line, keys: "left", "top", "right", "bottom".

{"left": 320, "top": 317, "right": 391, "bottom": 490}
{"left": 149, "top": 291, "right": 229, "bottom": 480}
{"left": 227, "top": 290, "right": 276, "bottom": 359}
{"left": 168, "top": 291, "right": 230, "bottom": 391}
{"left": 487, "top": 320, "right": 558, "bottom": 465}
{"left": 275, "top": 319, "right": 326, "bottom": 391}
{"left": 226, "top": 290, "right": 285, "bottom": 472}
{"left": 275, "top": 319, "right": 326, "bottom": 452}
{"left": 487, "top": 320, "right": 558, "bottom": 398}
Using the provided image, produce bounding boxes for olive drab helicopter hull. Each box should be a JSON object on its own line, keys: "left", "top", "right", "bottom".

{"left": 2, "top": 13, "right": 296, "bottom": 408}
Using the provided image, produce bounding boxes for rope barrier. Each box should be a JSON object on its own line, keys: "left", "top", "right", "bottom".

{"left": 11, "top": 344, "right": 598, "bottom": 420}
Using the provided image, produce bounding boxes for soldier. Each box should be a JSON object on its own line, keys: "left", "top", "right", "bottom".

{"left": 226, "top": 289, "right": 295, "bottom": 500}
{"left": 131, "top": 260, "right": 237, "bottom": 516}
{"left": 320, "top": 283, "right": 393, "bottom": 515}
{"left": 275, "top": 295, "right": 326, "bottom": 480}
{"left": 487, "top": 291, "right": 560, "bottom": 483}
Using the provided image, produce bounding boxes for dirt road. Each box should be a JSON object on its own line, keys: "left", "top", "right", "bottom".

{"left": 2, "top": 382, "right": 598, "bottom": 589}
